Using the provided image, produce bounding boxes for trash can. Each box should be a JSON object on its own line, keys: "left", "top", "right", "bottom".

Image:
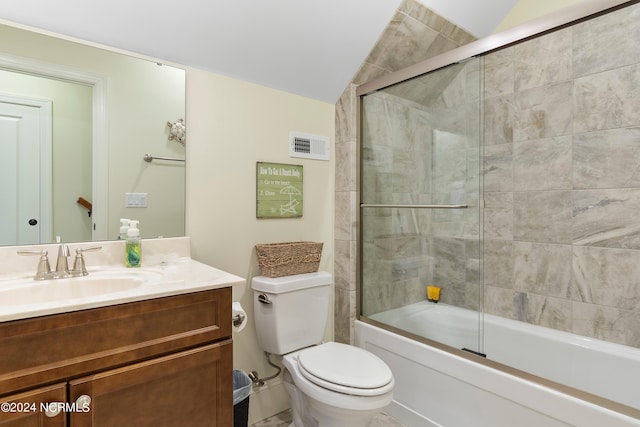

{"left": 233, "top": 370, "right": 252, "bottom": 427}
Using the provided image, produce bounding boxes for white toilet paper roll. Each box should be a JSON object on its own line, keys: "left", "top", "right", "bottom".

{"left": 232, "top": 302, "right": 248, "bottom": 332}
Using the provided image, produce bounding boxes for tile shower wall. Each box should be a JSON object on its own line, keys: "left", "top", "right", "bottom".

{"left": 483, "top": 3, "right": 640, "bottom": 348}
{"left": 334, "top": 0, "right": 475, "bottom": 343}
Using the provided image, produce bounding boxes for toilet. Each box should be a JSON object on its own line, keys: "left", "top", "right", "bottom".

{"left": 252, "top": 271, "right": 394, "bottom": 427}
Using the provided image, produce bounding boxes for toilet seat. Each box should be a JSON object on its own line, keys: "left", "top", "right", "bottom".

{"left": 296, "top": 342, "right": 394, "bottom": 397}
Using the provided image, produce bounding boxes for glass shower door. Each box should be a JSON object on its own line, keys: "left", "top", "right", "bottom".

{"left": 359, "top": 58, "right": 483, "bottom": 354}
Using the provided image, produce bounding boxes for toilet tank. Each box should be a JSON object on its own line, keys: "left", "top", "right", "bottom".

{"left": 252, "top": 271, "right": 332, "bottom": 355}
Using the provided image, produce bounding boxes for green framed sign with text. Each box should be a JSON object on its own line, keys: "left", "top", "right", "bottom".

{"left": 256, "top": 162, "right": 303, "bottom": 218}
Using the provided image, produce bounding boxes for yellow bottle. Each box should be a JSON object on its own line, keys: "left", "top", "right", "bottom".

{"left": 427, "top": 285, "right": 441, "bottom": 303}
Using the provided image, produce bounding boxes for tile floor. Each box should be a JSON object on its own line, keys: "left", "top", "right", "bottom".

{"left": 249, "top": 409, "right": 406, "bottom": 427}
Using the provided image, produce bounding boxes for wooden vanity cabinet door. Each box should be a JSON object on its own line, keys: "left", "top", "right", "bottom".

{"left": 69, "top": 340, "right": 232, "bottom": 427}
{"left": 0, "top": 383, "right": 66, "bottom": 427}
{"left": 0, "top": 288, "right": 231, "bottom": 396}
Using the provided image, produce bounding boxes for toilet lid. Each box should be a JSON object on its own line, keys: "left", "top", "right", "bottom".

{"left": 297, "top": 342, "right": 393, "bottom": 395}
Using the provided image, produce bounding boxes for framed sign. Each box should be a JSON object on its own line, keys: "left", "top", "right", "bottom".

{"left": 256, "top": 162, "right": 303, "bottom": 218}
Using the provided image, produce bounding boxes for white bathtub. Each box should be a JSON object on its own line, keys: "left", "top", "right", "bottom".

{"left": 358, "top": 302, "right": 640, "bottom": 427}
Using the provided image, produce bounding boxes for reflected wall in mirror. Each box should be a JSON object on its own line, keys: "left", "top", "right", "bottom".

{"left": 0, "top": 23, "right": 186, "bottom": 246}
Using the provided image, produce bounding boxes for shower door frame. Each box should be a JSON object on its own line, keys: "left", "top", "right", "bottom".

{"left": 356, "top": 0, "right": 635, "bottom": 100}
{"left": 355, "top": 0, "right": 640, "bottom": 420}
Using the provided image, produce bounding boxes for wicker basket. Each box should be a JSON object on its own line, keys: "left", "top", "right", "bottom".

{"left": 255, "top": 241, "right": 323, "bottom": 278}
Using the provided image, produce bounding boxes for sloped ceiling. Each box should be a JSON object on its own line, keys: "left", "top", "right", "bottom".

{"left": 0, "top": 0, "right": 519, "bottom": 103}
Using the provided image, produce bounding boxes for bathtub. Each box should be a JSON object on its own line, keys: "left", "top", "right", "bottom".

{"left": 357, "top": 302, "right": 640, "bottom": 427}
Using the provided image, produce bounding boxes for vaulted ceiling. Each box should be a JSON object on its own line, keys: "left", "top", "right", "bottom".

{"left": 0, "top": 0, "right": 519, "bottom": 103}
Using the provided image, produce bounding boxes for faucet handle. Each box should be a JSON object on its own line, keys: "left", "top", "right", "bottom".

{"left": 73, "top": 246, "right": 103, "bottom": 275}
{"left": 17, "top": 250, "right": 52, "bottom": 280}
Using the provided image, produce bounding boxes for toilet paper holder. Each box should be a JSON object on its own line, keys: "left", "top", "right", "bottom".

{"left": 231, "top": 301, "right": 248, "bottom": 332}
{"left": 232, "top": 312, "right": 246, "bottom": 327}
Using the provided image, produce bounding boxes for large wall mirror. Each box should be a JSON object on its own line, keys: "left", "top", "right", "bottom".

{"left": 0, "top": 22, "right": 186, "bottom": 246}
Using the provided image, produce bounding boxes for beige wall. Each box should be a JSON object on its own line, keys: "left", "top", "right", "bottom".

{"left": 185, "top": 68, "right": 335, "bottom": 423}
{"left": 494, "top": 0, "right": 588, "bottom": 33}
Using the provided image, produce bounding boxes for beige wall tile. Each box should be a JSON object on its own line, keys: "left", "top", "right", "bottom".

{"left": 574, "top": 64, "right": 640, "bottom": 133}
{"left": 514, "top": 28, "right": 572, "bottom": 92}
{"left": 573, "top": 127, "right": 640, "bottom": 189}
{"left": 513, "top": 136, "right": 572, "bottom": 191}
{"left": 514, "top": 82, "right": 573, "bottom": 141}
{"left": 513, "top": 191, "right": 573, "bottom": 244}
{"left": 573, "top": 4, "right": 640, "bottom": 77}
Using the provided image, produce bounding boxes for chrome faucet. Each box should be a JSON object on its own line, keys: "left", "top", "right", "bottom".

{"left": 55, "top": 240, "right": 71, "bottom": 277}
{"left": 17, "top": 239, "right": 102, "bottom": 281}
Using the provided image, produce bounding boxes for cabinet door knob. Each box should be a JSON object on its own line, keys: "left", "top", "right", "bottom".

{"left": 75, "top": 394, "right": 92, "bottom": 411}
{"left": 44, "top": 402, "right": 62, "bottom": 418}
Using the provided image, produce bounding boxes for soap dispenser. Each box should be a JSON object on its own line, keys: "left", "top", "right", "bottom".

{"left": 125, "top": 220, "right": 141, "bottom": 268}
{"left": 119, "top": 218, "right": 130, "bottom": 240}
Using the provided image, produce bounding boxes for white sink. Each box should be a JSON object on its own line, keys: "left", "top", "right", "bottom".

{"left": 0, "top": 251, "right": 245, "bottom": 322}
{"left": 0, "top": 269, "right": 164, "bottom": 307}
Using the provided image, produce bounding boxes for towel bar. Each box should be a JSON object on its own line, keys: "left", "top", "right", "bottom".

{"left": 143, "top": 153, "right": 185, "bottom": 163}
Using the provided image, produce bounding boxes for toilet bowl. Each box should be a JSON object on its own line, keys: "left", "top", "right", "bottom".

{"left": 251, "top": 272, "right": 394, "bottom": 426}
{"left": 281, "top": 342, "right": 394, "bottom": 427}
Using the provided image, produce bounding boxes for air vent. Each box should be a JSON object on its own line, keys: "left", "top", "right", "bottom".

{"left": 290, "top": 131, "right": 330, "bottom": 161}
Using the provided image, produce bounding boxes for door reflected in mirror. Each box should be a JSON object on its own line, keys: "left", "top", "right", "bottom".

{"left": 0, "top": 23, "right": 186, "bottom": 246}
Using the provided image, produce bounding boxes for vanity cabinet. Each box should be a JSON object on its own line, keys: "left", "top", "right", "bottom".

{"left": 0, "top": 383, "right": 67, "bottom": 427}
{"left": 0, "top": 288, "right": 233, "bottom": 426}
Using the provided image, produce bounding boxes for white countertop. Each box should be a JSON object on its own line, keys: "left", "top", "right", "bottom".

{"left": 0, "top": 237, "right": 246, "bottom": 322}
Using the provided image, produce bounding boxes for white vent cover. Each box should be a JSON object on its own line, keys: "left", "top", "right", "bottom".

{"left": 290, "top": 131, "right": 330, "bottom": 161}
